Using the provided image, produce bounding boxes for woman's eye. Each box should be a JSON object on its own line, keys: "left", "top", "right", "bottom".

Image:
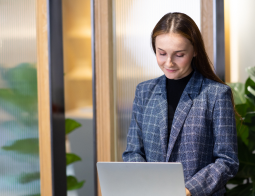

{"left": 160, "top": 53, "right": 166, "bottom": 56}
{"left": 176, "top": 54, "right": 184, "bottom": 57}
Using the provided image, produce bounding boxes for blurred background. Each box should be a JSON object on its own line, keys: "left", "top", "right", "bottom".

{"left": 0, "top": 0, "right": 40, "bottom": 195}
{"left": 0, "top": 0, "right": 254, "bottom": 196}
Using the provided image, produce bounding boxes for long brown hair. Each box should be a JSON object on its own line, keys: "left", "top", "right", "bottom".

{"left": 151, "top": 12, "right": 237, "bottom": 113}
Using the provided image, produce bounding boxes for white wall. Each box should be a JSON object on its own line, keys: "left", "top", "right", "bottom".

{"left": 228, "top": 0, "right": 255, "bottom": 83}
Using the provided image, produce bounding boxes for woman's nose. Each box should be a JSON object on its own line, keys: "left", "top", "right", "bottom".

{"left": 165, "top": 56, "right": 174, "bottom": 67}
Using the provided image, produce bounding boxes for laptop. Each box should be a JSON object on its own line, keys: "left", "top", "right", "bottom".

{"left": 97, "top": 162, "right": 186, "bottom": 196}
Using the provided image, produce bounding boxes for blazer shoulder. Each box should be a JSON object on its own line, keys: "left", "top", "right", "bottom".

{"left": 136, "top": 75, "right": 164, "bottom": 95}
{"left": 202, "top": 77, "right": 231, "bottom": 94}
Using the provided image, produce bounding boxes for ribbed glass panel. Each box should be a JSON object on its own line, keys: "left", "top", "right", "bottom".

{"left": 0, "top": 0, "right": 40, "bottom": 195}
{"left": 113, "top": 0, "right": 201, "bottom": 161}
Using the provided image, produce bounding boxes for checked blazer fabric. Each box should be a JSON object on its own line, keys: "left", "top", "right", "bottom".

{"left": 122, "top": 70, "right": 239, "bottom": 196}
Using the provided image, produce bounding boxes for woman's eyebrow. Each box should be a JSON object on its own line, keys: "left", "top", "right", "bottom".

{"left": 158, "top": 48, "right": 187, "bottom": 52}
{"left": 175, "top": 50, "right": 186, "bottom": 52}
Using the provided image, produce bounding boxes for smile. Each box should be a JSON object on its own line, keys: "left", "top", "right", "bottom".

{"left": 165, "top": 69, "right": 177, "bottom": 72}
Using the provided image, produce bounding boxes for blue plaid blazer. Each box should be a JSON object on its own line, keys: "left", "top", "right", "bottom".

{"left": 122, "top": 71, "right": 239, "bottom": 196}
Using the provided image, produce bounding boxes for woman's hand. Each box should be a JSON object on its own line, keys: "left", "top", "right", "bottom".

{"left": 185, "top": 188, "right": 191, "bottom": 196}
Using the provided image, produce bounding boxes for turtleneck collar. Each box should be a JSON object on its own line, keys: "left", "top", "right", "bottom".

{"left": 166, "top": 70, "right": 194, "bottom": 84}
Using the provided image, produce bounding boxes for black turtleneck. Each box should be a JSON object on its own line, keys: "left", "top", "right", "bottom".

{"left": 166, "top": 70, "right": 194, "bottom": 142}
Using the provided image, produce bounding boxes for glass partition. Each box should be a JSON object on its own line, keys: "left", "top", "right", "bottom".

{"left": 0, "top": 0, "right": 40, "bottom": 195}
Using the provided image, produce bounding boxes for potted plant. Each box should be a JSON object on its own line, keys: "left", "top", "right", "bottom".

{"left": 227, "top": 66, "right": 255, "bottom": 195}
{"left": 0, "top": 63, "right": 84, "bottom": 195}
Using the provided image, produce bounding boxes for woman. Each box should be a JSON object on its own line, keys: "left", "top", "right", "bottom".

{"left": 122, "top": 13, "right": 239, "bottom": 196}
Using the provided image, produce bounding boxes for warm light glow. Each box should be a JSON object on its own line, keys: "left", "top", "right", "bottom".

{"left": 226, "top": 0, "right": 255, "bottom": 83}
{"left": 229, "top": 0, "right": 239, "bottom": 82}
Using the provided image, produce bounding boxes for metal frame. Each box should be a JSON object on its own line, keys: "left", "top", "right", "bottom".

{"left": 91, "top": 0, "right": 98, "bottom": 196}
{"left": 47, "top": 0, "right": 67, "bottom": 195}
{"left": 213, "top": 0, "right": 225, "bottom": 81}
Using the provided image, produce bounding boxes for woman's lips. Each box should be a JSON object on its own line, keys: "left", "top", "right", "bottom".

{"left": 165, "top": 68, "right": 177, "bottom": 73}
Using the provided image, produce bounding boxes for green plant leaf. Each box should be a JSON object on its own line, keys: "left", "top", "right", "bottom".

{"left": 0, "top": 89, "right": 38, "bottom": 114}
{"left": 0, "top": 89, "right": 38, "bottom": 128}
{"left": 243, "top": 112, "right": 255, "bottom": 131}
{"left": 227, "top": 177, "right": 244, "bottom": 185}
{"left": 236, "top": 138, "right": 255, "bottom": 179}
{"left": 245, "top": 77, "right": 255, "bottom": 95}
{"left": 248, "top": 86, "right": 255, "bottom": 97}
{"left": 0, "top": 63, "right": 38, "bottom": 97}
{"left": 236, "top": 164, "right": 255, "bottom": 179}
{"left": 66, "top": 153, "right": 82, "bottom": 166}
{"left": 245, "top": 77, "right": 255, "bottom": 110}
{"left": 238, "top": 138, "right": 255, "bottom": 165}
{"left": 228, "top": 67, "right": 255, "bottom": 193}
{"left": 1, "top": 138, "right": 39, "bottom": 155}
{"left": 65, "top": 119, "right": 81, "bottom": 135}
{"left": 246, "top": 66, "right": 255, "bottom": 83}
{"left": 244, "top": 112, "right": 255, "bottom": 123}
{"left": 0, "top": 63, "right": 38, "bottom": 123}
{"left": 245, "top": 74, "right": 255, "bottom": 105}
{"left": 235, "top": 103, "right": 249, "bottom": 117}
{"left": 248, "top": 130, "right": 255, "bottom": 152}
{"left": 237, "top": 124, "right": 249, "bottom": 146}
{"left": 228, "top": 83, "right": 246, "bottom": 104}
{"left": 246, "top": 95, "right": 255, "bottom": 110}
{"left": 67, "top": 175, "right": 85, "bottom": 191}
{"left": 226, "top": 183, "right": 253, "bottom": 196}
{"left": 252, "top": 182, "right": 255, "bottom": 196}
{"left": 18, "top": 172, "right": 40, "bottom": 184}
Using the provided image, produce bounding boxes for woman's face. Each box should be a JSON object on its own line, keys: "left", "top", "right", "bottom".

{"left": 155, "top": 32, "right": 195, "bottom": 80}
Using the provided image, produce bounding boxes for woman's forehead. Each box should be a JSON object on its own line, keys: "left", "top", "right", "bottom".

{"left": 155, "top": 33, "right": 192, "bottom": 51}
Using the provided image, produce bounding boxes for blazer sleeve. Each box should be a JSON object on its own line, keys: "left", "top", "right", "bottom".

{"left": 185, "top": 86, "right": 239, "bottom": 196}
{"left": 122, "top": 84, "right": 146, "bottom": 162}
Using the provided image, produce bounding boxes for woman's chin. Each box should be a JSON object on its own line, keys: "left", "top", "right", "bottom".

{"left": 164, "top": 72, "right": 180, "bottom": 80}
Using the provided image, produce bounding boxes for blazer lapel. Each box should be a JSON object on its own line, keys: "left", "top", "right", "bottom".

{"left": 154, "top": 76, "right": 168, "bottom": 158}
{"left": 166, "top": 71, "right": 204, "bottom": 162}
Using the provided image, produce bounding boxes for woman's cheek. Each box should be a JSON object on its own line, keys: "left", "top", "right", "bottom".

{"left": 157, "top": 56, "right": 165, "bottom": 65}
{"left": 177, "top": 57, "right": 190, "bottom": 67}
{"left": 175, "top": 58, "right": 184, "bottom": 65}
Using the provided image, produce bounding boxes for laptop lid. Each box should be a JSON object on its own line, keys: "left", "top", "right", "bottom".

{"left": 97, "top": 162, "right": 186, "bottom": 196}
